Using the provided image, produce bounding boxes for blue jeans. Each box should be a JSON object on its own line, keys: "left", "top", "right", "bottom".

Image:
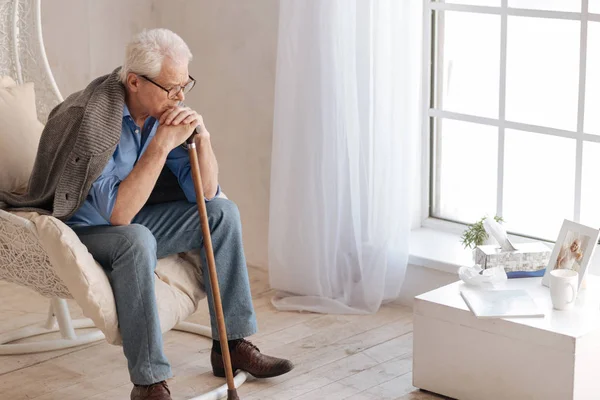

{"left": 72, "top": 198, "right": 258, "bottom": 385}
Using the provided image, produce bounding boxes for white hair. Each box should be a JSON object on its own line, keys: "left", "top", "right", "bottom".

{"left": 119, "top": 28, "right": 193, "bottom": 84}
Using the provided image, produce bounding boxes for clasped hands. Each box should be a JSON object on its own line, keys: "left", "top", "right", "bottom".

{"left": 155, "top": 106, "right": 209, "bottom": 150}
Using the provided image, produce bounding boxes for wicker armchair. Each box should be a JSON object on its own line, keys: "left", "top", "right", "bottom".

{"left": 0, "top": 1, "right": 247, "bottom": 397}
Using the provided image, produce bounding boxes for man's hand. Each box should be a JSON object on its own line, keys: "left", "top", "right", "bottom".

{"left": 157, "top": 106, "right": 219, "bottom": 200}
{"left": 159, "top": 106, "right": 210, "bottom": 139}
{"left": 154, "top": 121, "right": 196, "bottom": 151}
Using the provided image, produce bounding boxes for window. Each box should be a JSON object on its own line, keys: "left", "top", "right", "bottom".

{"left": 425, "top": 0, "right": 600, "bottom": 241}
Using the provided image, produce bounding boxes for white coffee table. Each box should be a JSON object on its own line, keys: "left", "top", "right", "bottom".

{"left": 413, "top": 275, "right": 600, "bottom": 400}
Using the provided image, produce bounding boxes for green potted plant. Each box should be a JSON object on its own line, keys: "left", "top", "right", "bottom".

{"left": 460, "top": 215, "right": 504, "bottom": 249}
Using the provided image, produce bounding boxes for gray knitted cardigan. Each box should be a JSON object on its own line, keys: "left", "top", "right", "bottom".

{"left": 0, "top": 68, "right": 125, "bottom": 220}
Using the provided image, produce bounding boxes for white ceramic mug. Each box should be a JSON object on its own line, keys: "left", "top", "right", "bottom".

{"left": 550, "top": 269, "right": 579, "bottom": 311}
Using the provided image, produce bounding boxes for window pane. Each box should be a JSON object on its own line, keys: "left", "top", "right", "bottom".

{"left": 580, "top": 142, "right": 600, "bottom": 229}
{"left": 503, "top": 130, "right": 575, "bottom": 240}
{"left": 590, "top": 0, "right": 600, "bottom": 13}
{"left": 508, "top": 0, "right": 581, "bottom": 12}
{"left": 505, "top": 17, "right": 580, "bottom": 131}
{"left": 435, "top": 119, "right": 498, "bottom": 223}
{"left": 585, "top": 22, "right": 600, "bottom": 135}
{"left": 444, "top": 0, "right": 500, "bottom": 5}
{"left": 437, "top": 11, "right": 500, "bottom": 118}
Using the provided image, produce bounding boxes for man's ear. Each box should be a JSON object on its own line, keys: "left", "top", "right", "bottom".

{"left": 126, "top": 73, "right": 140, "bottom": 93}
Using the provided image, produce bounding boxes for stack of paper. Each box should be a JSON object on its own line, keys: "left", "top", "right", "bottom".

{"left": 460, "top": 289, "right": 545, "bottom": 319}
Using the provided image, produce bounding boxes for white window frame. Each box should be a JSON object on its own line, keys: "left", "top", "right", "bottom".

{"left": 420, "top": 0, "right": 600, "bottom": 239}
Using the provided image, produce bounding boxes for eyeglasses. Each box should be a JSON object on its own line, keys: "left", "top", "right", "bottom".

{"left": 140, "top": 74, "right": 196, "bottom": 99}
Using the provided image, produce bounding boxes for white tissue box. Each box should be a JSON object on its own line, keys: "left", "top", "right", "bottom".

{"left": 473, "top": 242, "right": 551, "bottom": 275}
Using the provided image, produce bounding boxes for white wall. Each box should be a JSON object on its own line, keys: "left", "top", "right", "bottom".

{"left": 154, "top": 0, "right": 280, "bottom": 269}
{"left": 41, "top": 0, "right": 158, "bottom": 97}
{"left": 41, "top": 0, "right": 280, "bottom": 269}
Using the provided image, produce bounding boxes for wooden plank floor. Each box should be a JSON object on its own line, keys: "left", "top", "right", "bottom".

{"left": 0, "top": 267, "right": 448, "bottom": 400}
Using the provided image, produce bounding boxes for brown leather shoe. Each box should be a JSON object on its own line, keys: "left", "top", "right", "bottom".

{"left": 211, "top": 339, "right": 294, "bottom": 379}
{"left": 130, "top": 380, "right": 172, "bottom": 400}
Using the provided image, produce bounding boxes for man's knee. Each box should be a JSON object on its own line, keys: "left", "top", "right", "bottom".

{"left": 114, "top": 224, "right": 157, "bottom": 261}
{"left": 206, "top": 198, "right": 241, "bottom": 229}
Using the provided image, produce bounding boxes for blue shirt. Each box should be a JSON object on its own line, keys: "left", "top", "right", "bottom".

{"left": 67, "top": 104, "right": 219, "bottom": 227}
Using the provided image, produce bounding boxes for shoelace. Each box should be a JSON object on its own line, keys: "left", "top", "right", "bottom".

{"left": 238, "top": 339, "right": 260, "bottom": 353}
{"left": 158, "top": 381, "right": 170, "bottom": 393}
{"left": 138, "top": 380, "right": 170, "bottom": 395}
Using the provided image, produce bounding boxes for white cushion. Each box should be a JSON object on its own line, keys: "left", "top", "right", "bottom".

{"left": 0, "top": 76, "right": 17, "bottom": 87}
{"left": 0, "top": 79, "right": 44, "bottom": 193}
{"left": 13, "top": 211, "right": 207, "bottom": 345}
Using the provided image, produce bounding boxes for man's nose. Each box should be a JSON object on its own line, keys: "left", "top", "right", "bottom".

{"left": 176, "top": 89, "right": 185, "bottom": 102}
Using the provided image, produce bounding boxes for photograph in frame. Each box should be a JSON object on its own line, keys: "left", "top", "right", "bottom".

{"left": 541, "top": 219, "right": 600, "bottom": 290}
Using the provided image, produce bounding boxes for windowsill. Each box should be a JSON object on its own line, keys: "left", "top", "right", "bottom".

{"left": 409, "top": 224, "right": 600, "bottom": 276}
{"left": 408, "top": 227, "right": 473, "bottom": 274}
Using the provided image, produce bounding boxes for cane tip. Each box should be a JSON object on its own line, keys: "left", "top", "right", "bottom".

{"left": 227, "top": 389, "right": 240, "bottom": 400}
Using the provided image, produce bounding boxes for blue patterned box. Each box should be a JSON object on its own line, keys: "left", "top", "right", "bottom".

{"left": 473, "top": 242, "right": 552, "bottom": 278}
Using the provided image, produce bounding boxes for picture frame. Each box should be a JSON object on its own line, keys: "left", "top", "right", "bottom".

{"left": 542, "top": 219, "right": 600, "bottom": 290}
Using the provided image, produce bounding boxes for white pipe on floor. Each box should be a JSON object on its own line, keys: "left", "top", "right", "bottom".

{"left": 188, "top": 371, "right": 249, "bottom": 400}
{"left": 174, "top": 321, "right": 213, "bottom": 337}
{"left": 0, "top": 330, "right": 105, "bottom": 354}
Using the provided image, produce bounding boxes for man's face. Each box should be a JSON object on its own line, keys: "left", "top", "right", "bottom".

{"left": 133, "top": 58, "right": 190, "bottom": 119}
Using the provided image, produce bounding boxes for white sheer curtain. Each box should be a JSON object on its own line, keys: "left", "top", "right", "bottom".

{"left": 268, "top": 0, "right": 422, "bottom": 314}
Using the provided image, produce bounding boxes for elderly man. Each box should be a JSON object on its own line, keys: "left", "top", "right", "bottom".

{"left": 0, "top": 29, "right": 292, "bottom": 400}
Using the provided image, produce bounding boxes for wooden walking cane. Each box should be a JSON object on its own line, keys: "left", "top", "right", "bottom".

{"left": 186, "top": 135, "right": 240, "bottom": 400}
